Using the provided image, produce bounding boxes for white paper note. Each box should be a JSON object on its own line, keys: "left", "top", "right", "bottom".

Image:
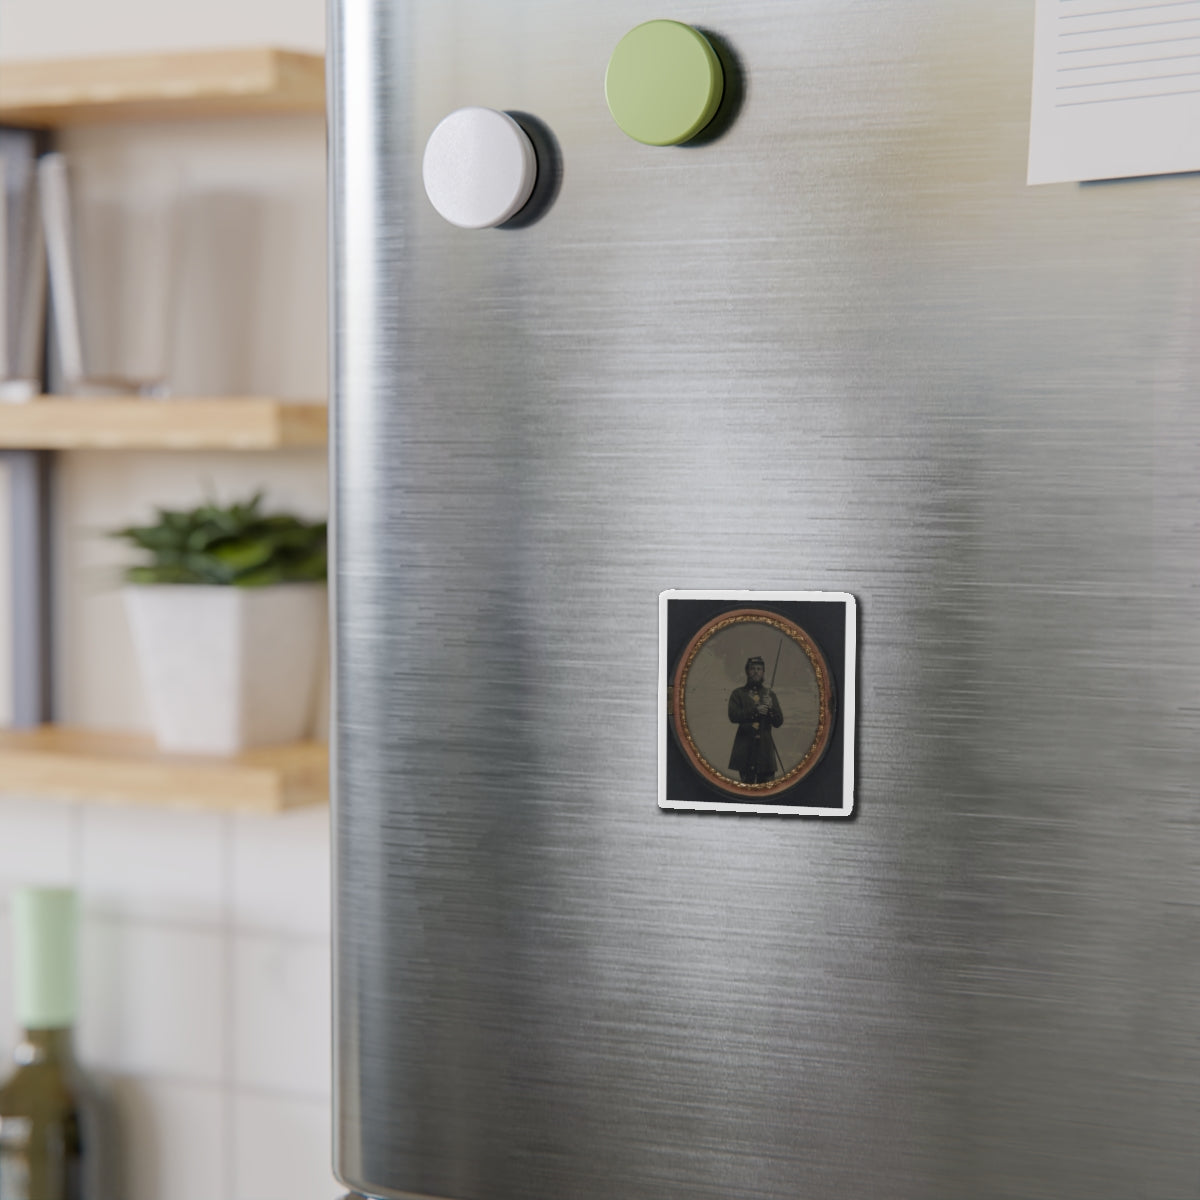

{"left": 1028, "top": 0, "right": 1200, "bottom": 184}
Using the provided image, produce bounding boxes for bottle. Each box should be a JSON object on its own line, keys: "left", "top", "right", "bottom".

{"left": 0, "top": 888, "right": 89, "bottom": 1200}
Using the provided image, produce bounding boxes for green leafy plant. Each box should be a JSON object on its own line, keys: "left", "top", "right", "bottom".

{"left": 112, "top": 494, "right": 327, "bottom": 587}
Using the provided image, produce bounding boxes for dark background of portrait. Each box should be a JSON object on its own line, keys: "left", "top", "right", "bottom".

{"left": 664, "top": 597, "right": 850, "bottom": 812}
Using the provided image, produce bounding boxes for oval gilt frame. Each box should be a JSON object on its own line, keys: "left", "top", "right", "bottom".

{"left": 670, "top": 608, "right": 835, "bottom": 800}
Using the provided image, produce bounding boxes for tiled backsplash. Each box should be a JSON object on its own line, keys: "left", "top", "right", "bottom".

{"left": 0, "top": 794, "right": 337, "bottom": 1200}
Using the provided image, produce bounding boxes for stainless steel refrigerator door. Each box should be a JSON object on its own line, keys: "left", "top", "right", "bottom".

{"left": 330, "top": 2, "right": 1200, "bottom": 1197}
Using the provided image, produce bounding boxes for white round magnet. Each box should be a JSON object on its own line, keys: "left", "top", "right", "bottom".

{"left": 422, "top": 107, "right": 538, "bottom": 230}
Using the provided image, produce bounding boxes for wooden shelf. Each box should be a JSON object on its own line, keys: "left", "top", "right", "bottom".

{"left": 0, "top": 726, "right": 327, "bottom": 813}
{"left": 0, "top": 48, "right": 324, "bottom": 127}
{"left": 0, "top": 397, "right": 327, "bottom": 450}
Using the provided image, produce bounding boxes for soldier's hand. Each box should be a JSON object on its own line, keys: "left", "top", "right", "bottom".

{"left": 755, "top": 703, "right": 770, "bottom": 716}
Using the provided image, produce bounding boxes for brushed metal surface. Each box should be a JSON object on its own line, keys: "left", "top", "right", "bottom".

{"left": 330, "top": 2, "right": 1200, "bottom": 1197}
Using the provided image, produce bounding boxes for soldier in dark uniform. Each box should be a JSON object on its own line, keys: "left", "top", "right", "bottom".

{"left": 727, "top": 655, "right": 784, "bottom": 784}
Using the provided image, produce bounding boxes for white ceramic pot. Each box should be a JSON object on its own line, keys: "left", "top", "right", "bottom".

{"left": 123, "top": 583, "right": 326, "bottom": 756}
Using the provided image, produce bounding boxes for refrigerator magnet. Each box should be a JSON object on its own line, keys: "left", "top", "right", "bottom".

{"left": 659, "top": 590, "right": 856, "bottom": 816}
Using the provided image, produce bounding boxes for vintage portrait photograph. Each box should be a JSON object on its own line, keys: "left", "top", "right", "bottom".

{"left": 680, "top": 612, "right": 829, "bottom": 788}
{"left": 660, "top": 591, "right": 856, "bottom": 815}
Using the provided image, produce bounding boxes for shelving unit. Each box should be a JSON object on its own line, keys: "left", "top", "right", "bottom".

{"left": 1, "top": 49, "right": 330, "bottom": 811}
{"left": 0, "top": 48, "right": 325, "bottom": 126}
{"left": 0, "top": 726, "right": 327, "bottom": 812}
{"left": 0, "top": 397, "right": 327, "bottom": 450}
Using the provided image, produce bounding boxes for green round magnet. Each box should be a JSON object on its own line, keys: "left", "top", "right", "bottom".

{"left": 605, "top": 20, "right": 724, "bottom": 147}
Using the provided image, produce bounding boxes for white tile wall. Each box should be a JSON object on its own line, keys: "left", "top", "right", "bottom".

{"left": 107, "top": 1077, "right": 227, "bottom": 1200}
{"left": 0, "top": 796, "right": 78, "bottom": 886}
{"left": 0, "top": 467, "right": 9, "bottom": 730}
{"left": 232, "top": 1093, "right": 339, "bottom": 1200}
{"left": 80, "top": 917, "right": 226, "bottom": 1081}
{"left": 233, "top": 806, "right": 331, "bottom": 937}
{"left": 0, "top": 799, "right": 334, "bottom": 1195}
{"left": 233, "top": 935, "right": 331, "bottom": 1098}
{"left": 80, "top": 805, "right": 225, "bottom": 924}
{"left": 1, "top": 0, "right": 324, "bottom": 60}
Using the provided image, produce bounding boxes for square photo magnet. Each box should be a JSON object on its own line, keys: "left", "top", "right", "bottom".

{"left": 659, "top": 590, "right": 856, "bottom": 815}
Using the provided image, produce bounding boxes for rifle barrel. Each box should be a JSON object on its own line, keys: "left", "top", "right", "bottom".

{"left": 770, "top": 635, "right": 783, "bottom": 688}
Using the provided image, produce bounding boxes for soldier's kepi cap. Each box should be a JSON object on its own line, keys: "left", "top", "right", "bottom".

{"left": 745, "top": 656, "right": 765, "bottom": 670}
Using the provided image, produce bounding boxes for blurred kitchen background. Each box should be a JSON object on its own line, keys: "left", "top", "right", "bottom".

{"left": 0, "top": 0, "right": 334, "bottom": 1197}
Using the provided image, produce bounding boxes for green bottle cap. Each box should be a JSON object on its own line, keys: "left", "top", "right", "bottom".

{"left": 12, "top": 887, "right": 78, "bottom": 1029}
{"left": 605, "top": 20, "right": 724, "bottom": 146}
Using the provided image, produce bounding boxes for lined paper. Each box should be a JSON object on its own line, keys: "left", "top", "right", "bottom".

{"left": 1028, "top": 0, "right": 1200, "bottom": 183}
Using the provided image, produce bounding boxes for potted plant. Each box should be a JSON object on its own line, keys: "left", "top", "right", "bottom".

{"left": 112, "top": 494, "right": 327, "bottom": 755}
